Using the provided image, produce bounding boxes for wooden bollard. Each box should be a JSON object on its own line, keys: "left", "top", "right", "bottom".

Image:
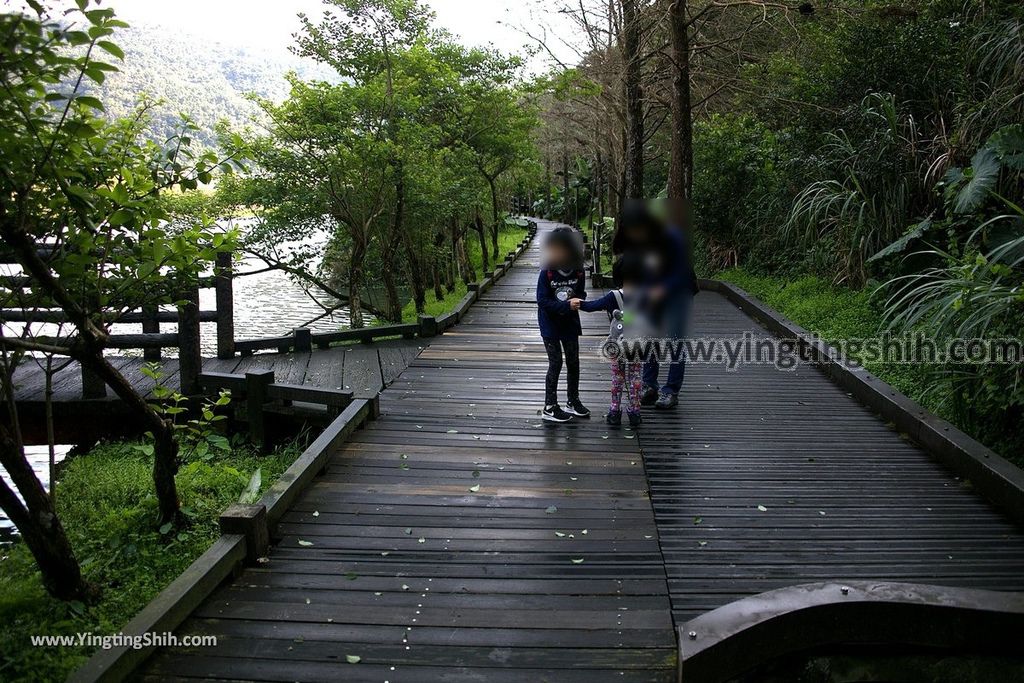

{"left": 245, "top": 369, "right": 274, "bottom": 451}
{"left": 418, "top": 315, "right": 438, "bottom": 338}
{"left": 293, "top": 327, "right": 312, "bottom": 353}
{"left": 178, "top": 284, "right": 202, "bottom": 396}
{"left": 219, "top": 504, "right": 269, "bottom": 563}
{"left": 215, "top": 251, "right": 235, "bottom": 359}
{"left": 142, "top": 304, "right": 161, "bottom": 361}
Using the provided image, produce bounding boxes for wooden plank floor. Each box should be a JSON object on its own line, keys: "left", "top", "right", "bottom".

{"left": 141, "top": 220, "right": 678, "bottom": 682}
{"left": 9, "top": 338, "right": 423, "bottom": 403}
{"left": 639, "top": 290, "right": 1024, "bottom": 621}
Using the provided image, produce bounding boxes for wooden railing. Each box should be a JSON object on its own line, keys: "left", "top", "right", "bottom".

{"left": 1, "top": 249, "right": 235, "bottom": 398}
{"left": 3, "top": 220, "right": 537, "bottom": 399}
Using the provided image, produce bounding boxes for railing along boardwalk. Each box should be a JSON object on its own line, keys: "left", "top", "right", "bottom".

{"left": 139, "top": 219, "right": 678, "bottom": 682}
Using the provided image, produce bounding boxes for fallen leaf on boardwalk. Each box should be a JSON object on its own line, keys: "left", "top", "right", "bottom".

{"left": 404, "top": 527, "right": 412, "bottom": 535}
{"left": 305, "top": 598, "right": 311, "bottom": 604}
{"left": 698, "top": 541, "right": 707, "bottom": 547}
{"left": 601, "top": 435, "right": 609, "bottom": 439}
{"left": 402, "top": 584, "right": 410, "bottom": 590}
{"left": 381, "top": 551, "right": 390, "bottom": 557}
{"left": 345, "top": 655, "right": 361, "bottom": 664}
{"left": 555, "top": 531, "right": 566, "bottom": 538}
{"left": 819, "top": 511, "right": 827, "bottom": 516}
{"left": 570, "top": 477, "right": 578, "bottom": 481}
{"left": 344, "top": 572, "right": 358, "bottom": 580}
{"left": 400, "top": 454, "right": 408, "bottom": 460}
{"left": 312, "top": 511, "right": 320, "bottom": 517}
{"left": 447, "top": 429, "right": 458, "bottom": 434}
{"left": 469, "top": 484, "right": 480, "bottom": 492}
{"left": 581, "top": 529, "right": 588, "bottom": 535}
{"left": 417, "top": 538, "right": 426, "bottom": 543}
{"left": 757, "top": 505, "right": 768, "bottom": 512}
{"left": 545, "top": 505, "right": 558, "bottom": 514}
{"left": 298, "top": 540, "right": 314, "bottom": 547}
{"left": 693, "top": 517, "right": 702, "bottom": 525}
{"left": 570, "top": 558, "right": 585, "bottom": 564}
{"left": 472, "top": 470, "right": 480, "bottom": 478}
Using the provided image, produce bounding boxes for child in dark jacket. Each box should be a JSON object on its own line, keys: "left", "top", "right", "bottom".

{"left": 537, "top": 227, "right": 590, "bottom": 422}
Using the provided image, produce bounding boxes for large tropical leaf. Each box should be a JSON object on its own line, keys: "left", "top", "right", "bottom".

{"left": 987, "top": 124, "right": 1024, "bottom": 171}
{"left": 947, "top": 147, "right": 1000, "bottom": 214}
{"left": 867, "top": 217, "right": 932, "bottom": 263}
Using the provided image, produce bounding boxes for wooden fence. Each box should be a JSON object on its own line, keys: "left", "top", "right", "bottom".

{"left": 2, "top": 221, "right": 537, "bottom": 400}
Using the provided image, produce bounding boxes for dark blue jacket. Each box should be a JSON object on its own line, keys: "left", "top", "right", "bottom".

{"left": 536, "top": 268, "right": 586, "bottom": 340}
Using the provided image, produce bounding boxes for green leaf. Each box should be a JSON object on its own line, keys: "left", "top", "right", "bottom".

{"left": 239, "top": 469, "right": 262, "bottom": 505}
{"left": 345, "top": 655, "right": 361, "bottom": 664}
{"left": 468, "top": 484, "right": 480, "bottom": 492}
{"left": 950, "top": 148, "right": 1000, "bottom": 214}
{"left": 867, "top": 218, "right": 931, "bottom": 263}
{"left": 987, "top": 124, "right": 1024, "bottom": 171}
{"left": 96, "top": 40, "right": 124, "bottom": 60}
{"left": 545, "top": 505, "right": 557, "bottom": 514}
{"left": 570, "top": 558, "right": 584, "bottom": 564}
{"left": 297, "top": 539, "right": 314, "bottom": 547}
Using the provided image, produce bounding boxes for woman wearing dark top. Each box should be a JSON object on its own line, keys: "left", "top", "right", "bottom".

{"left": 611, "top": 202, "right": 698, "bottom": 409}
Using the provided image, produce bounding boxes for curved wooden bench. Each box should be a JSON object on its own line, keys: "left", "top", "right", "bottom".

{"left": 678, "top": 581, "right": 1024, "bottom": 683}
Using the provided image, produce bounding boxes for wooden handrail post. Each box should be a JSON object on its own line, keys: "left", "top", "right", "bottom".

{"left": 215, "top": 251, "right": 235, "bottom": 359}
{"left": 142, "top": 304, "right": 161, "bottom": 362}
{"left": 418, "top": 315, "right": 438, "bottom": 338}
{"left": 245, "top": 369, "right": 274, "bottom": 451}
{"left": 178, "top": 283, "right": 201, "bottom": 395}
{"left": 219, "top": 504, "right": 269, "bottom": 564}
{"left": 293, "top": 327, "right": 312, "bottom": 353}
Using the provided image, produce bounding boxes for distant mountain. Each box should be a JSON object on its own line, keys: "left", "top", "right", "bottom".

{"left": 87, "top": 22, "right": 335, "bottom": 147}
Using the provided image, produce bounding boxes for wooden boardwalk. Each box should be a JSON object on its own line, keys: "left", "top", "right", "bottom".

{"left": 10, "top": 339, "right": 422, "bottom": 403}
{"left": 138, "top": 219, "right": 1024, "bottom": 681}
{"left": 642, "top": 294, "right": 1024, "bottom": 621}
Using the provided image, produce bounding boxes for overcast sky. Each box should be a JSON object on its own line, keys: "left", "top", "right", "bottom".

{"left": 107, "top": 0, "right": 577, "bottom": 70}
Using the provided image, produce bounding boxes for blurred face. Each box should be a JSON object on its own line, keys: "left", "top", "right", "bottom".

{"left": 544, "top": 241, "right": 572, "bottom": 268}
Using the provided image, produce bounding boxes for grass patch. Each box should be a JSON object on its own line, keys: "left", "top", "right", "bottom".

{"left": 399, "top": 225, "right": 526, "bottom": 323}
{"left": 0, "top": 441, "right": 300, "bottom": 682}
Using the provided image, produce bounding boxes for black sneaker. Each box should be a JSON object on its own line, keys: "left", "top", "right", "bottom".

{"left": 640, "top": 386, "right": 659, "bottom": 406}
{"left": 628, "top": 411, "right": 643, "bottom": 427}
{"left": 543, "top": 404, "right": 574, "bottom": 423}
{"left": 566, "top": 398, "right": 591, "bottom": 418}
{"left": 654, "top": 392, "right": 678, "bottom": 410}
{"left": 605, "top": 410, "right": 622, "bottom": 426}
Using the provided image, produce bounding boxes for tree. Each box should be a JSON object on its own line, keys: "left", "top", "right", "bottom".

{"left": 0, "top": 0, "right": 237, "bottom": 598}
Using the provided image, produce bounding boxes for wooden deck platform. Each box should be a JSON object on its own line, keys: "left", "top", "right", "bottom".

{"left": 135, "top": 219, "right": 1024, "bottom": 682}
{"left": 10, "top": 339, "right": 423, "bottom": 404}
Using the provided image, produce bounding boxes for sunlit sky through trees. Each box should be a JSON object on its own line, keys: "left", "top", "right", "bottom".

{"left": 109, "top": 0, "right": 578, "bottom": 70}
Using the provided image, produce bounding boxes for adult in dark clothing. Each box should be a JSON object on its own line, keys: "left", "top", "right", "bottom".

{"left": 612, "top": 202, "right": 698, "bottom": 409}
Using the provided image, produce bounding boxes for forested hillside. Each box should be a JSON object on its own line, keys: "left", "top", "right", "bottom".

{"left": 85, "top": 22, "right": 333, "bottom": 146}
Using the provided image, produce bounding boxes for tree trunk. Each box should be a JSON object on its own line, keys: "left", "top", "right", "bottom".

{"left": 622, "top": 0, "right": 644, "bottom": 199}
{"left": 380, "top": 260, "right": 402, "bottom": 322}
{"left": 0, "top": 420, "right": 92, "bottom": 601}
{"left": 668, "top": 0, "right": 694, "bottom": 199}
{"left": 0, "top": 219, "right": 181, "bottom": 526}
{"left": 474, "top": 208, "right": 490, "bottom": 272}
{"left": 403, "top": 235, "right": 427, "bottom": 315}
{"left": 487, "top": 175, "right": 501, "bottom": 261}
{"left": 544, "top": 157, "right": 553, "bottom": 219}
{"left": 561, "top": 153, "right": 572, "bottom": 224}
